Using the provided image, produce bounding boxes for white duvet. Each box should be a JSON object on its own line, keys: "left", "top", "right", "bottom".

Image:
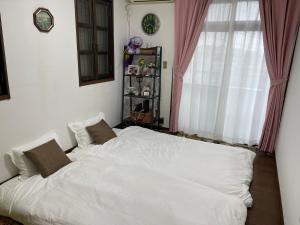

{"left": 76, "top": 126, "right": 256, "bottom": 207}
{"left": 1, "top": 152, "right": 247, "bottom": 225}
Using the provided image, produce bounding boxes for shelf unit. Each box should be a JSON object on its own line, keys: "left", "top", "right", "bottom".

{"left": 121, "top": 46, "right": 162, "bottom": 129}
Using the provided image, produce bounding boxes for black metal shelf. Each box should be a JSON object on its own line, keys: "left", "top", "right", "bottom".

{"left": 121, "top": 46, "right": 162, "bottom": 129}
{"left": 124, "top": 74, "right": 160, "bottom": 78}
{"left": 124, "top": 47, "right": 161, "bottom": 57}
{"left": 123, "top": 94, "right": 159, "bottom": 99}
{"left": 123, "top": 117, "right": 159, "bottom": 126}
{"left": 125, "top": 53, "right": 159, "bottom": 56}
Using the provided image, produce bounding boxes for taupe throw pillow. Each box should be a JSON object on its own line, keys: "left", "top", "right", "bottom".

{"left": 86, "top": 120, "right": 117, "bottom": 145}
{"left": 24, "top": 140, "right": 71, "bottom": 178}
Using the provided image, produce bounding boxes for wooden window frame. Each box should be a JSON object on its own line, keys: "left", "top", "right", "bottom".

{"left": 74, "top": 0, "right": 115, "bottom": 86}
{"left": 0, "top": 16, "right": 10, "bottom": 101}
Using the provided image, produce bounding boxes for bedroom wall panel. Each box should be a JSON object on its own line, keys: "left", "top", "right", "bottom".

{"left": 276, "top": 33, "right": 300, "bottom": 225}
{"left": 0, "top": 0, "right": 128, "bottom": 181}
{"left": 127, "top": 3, "right": 175, "bottom": 128}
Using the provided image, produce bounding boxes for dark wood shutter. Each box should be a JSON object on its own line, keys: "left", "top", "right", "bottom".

{"left": 75, "top": 0, "right": 114, "bottom": 86}
{"left": 0, "top": 16, "right": 9, "bottom": 101}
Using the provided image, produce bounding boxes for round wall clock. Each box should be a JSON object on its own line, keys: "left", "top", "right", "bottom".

{"left": 142, "top": 13, "right": 160, "bottom": 35}
{"left": 33, "top": 8, "right": 54, "bottom": 33}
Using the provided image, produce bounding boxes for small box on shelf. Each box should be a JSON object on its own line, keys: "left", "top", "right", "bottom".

{"left": 129, "top": 111, "right": 154, "bottom": 124}
{"left": 139, "top": 48, "right": 156, "bottom": 55}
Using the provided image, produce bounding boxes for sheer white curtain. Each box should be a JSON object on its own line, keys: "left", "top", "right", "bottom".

{"left": 178, "top": 0, "right": 270, "bottom": 145}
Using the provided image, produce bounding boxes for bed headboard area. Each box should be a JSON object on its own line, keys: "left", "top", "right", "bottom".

{"left": 0, "top": 153, "right": 18, "bottom": 184}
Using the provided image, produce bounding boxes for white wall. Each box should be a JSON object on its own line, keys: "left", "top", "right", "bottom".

{"left": 0, "top": 0, "right": 128, "bottom": 180}
{"left": 127, "top": 3, "right": 174, "bottom": 127}
{"left": 276, "top": 33, "right": 300, "bottom": 225}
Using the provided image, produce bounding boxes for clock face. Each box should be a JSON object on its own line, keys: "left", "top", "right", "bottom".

{"left": 142, "top": 14, "right": 160, "bottom": 35}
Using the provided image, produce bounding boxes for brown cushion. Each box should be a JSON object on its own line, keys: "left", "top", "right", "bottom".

{"left": 24, "top": 140, "right": 71, "bottom": 178}
{"left": 86, "top": 120, "right": 117, "bottom": 145}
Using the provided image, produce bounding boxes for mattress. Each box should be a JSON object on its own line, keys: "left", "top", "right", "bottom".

{"left": 0, "top": 177, "right": 22, "bottom": 217}
{"left": 0, "top": 126, "right": 254, "bottom": 225}
{"left": 75, "top": 126, "right": 256, "bottom": 207}
{"left": 0, "top": 152, "right": 247, "bottom": 225}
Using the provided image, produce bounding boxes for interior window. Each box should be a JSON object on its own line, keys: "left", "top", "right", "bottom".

{"left": 0, "top": 16, "right": 9, "bottom": 101}
{"left": 179, "top": 0, "right": 270, "bottom": 145}
{"left": 75, "top": 0, "right": 114, "bottom": 86}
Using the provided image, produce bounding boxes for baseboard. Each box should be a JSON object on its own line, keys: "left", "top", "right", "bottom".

{"left": 114, "top": 123, "right": 169, "bottom": 131}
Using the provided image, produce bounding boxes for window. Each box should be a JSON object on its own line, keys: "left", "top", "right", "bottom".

{"left": 75, "top": 0, "right": 114, "bottom": 86}
{"left": 0, "top": 16, "right": 9, "bottom": 101}
{"left": 179, "top": 0, "right": 270, "bottom": 145}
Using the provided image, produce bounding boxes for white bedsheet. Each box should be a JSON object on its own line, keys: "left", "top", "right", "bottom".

{"left": 0, "top": 177, "right": 22, "bottom": 217}
{"left": 0, "top": 152, "right": 247, "bottom": 225}
{"left": 76, "top": 126, "right": 256, "bottom": 207}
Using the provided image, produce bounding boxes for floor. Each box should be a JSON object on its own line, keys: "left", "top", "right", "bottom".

{"left": 246, "top": 151, "right": 284, "bottom": 225}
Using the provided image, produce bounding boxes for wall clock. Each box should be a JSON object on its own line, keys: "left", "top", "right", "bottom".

{"left": 142, "top": 13, "right": 160, "bottom": 35}
{"left": 33, "top": 8, "right": 54, "bottom": 33}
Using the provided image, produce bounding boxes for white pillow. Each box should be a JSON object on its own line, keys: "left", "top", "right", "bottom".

{"left": 68, "top": 112, "right": 105, "bottom": 148}
{"left": 9, "top": 132, "right": 61, "bottom": 180}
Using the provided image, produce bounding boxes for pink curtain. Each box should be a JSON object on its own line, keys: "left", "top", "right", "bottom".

{"left": 169, "top": 0, "right": 212, "bottom": 132}
{"left": 259, "top": 0, "right": 300, "bottom": 153}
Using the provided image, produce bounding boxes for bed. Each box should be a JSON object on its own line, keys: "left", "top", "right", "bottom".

{"left": 0, "top": 150, "right": 247, "bottom": 225}
{"left": 0, "top": 122, "right": 255, "bottom": 225}
{"left": 74, "top": 126, "right": 256, "bottom": 207}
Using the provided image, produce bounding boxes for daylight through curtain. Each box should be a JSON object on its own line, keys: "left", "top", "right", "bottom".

{"left": 178, "top": 0, "right": 270, "bottom": 145}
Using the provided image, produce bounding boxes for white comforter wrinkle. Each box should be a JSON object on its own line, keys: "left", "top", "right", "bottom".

{"left": 84, "top": 126, "right": 256, "bottom": 207}
{"left": 2, "top": 152, "right": 247, "bottom": 225}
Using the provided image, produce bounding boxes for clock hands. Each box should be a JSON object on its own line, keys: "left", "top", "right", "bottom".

{"left": 142, "top": 14, "right": 159, "bottom": 34}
